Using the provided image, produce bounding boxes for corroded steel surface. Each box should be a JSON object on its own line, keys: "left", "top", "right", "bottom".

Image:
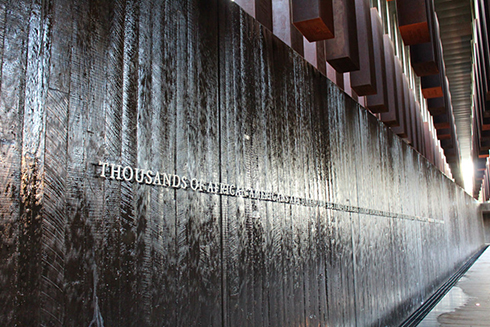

{"left": 291, "top": 0, "right": 334, "bottom": 42}
{"left": 324, "top": 0, "right": 359, "bottom": 72}
{"left": 396, "top": 0, "right": 431, "bottom": 45}
{"left": 350, "top": 0, "right": 376, "bottom": 96}
{"left": 0, "top": 0, "right": 484, "bottom": 326}
{"left": 366, "top": 8, "right": 389, "bottom": 113}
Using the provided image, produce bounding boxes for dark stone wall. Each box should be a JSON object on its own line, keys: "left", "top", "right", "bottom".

{"left": 0, "top": 0, "right": 484, "bottom": 326}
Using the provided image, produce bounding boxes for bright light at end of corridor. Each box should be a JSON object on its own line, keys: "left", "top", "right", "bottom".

{"left": 462, "top": 159, "right": 474, "bottom": 194}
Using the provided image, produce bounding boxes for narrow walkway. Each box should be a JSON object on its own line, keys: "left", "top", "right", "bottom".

{"left": 418, "top": 246, "right": 490, "bottom": 326}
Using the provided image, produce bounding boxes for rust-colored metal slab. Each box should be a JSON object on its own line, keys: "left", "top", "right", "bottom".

{"left": 366, "top": 8, "right": 388, "bottom": 113}
{"left": 415, "top": 102, "right": 424, "bottom": 154}
{"left": 256, "top": 0, "right": 273, "bottom": 30}
{"left": 325, "top": 0, "right": 359, "bottom": 72}
{"left": 378, "top": 36, "right": 399, "bottom": 125}
{"left": 303, "top": 39, "right": 326, "bottom": 75}
{"left": 479, "top": 152, "right": 490, "bottom": 158}
{"left": 391, "top": 63, "right": 409, "bottom": 137}
{"left": 292, "top": 0, "right": 334, "bottom": 41}
{"left": 422, "top": 86, "right": 443, "bottom": 99}
{"left": 272, "top": 0, "right": 304, "bottom": 55}
{"left": 350, "top": 0, "right": 376, "bottom": 95}
{"left": 427, "top": 96, "right": 445, "bottom": 115}
{"left": 403, "top": 69, "right": 412, "bottom": 143}
{"left": 423, "top": 122, "right": 433, "bottom": 162}
{"left": 437, "top": 128, "right": 452, "bottom": 140}
{"left": 433, "top": 114, "right": 450, "bottom": 130}
{"left": 396, "top": 60, "right": 407, "bottom": 133}
{"left": 421, "top": 74, "right": 443, "bottom": 99}
{"left": 410, "top": 41, "right": 440, "bottom": 77}
{"left": 409, "top": 9, "right": 442, "bottom": 77}
{"left": 291, "top": 26, "right": 305, "bottom": 56}
{"left": 379, "top": 35, "right": 399, "bottom": 125}
{"left": 408, "top": 83, "right": 417, "bottom": 147}
{"left": 396, "top": 0, "right": 430, "bottom": 45}
{"left": 336, "top": 70, "right": 344, "bottom": 90}
{"left": 316, "top": 40, "right": 326, "bottom": 75}
{"left": 440, "top": 139, "right": 454, "bottom": 151}
{"left": 234, "top": 0, "right": 273, "bottom": 30}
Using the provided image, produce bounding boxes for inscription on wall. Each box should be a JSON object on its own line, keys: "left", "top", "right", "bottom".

{"left": 96, "top": 161, "right": 444, "bottom": 224}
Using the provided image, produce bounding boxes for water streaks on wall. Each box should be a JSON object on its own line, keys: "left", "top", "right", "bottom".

{"left": 0, "top": 0, "right": 484, "bottom": 326}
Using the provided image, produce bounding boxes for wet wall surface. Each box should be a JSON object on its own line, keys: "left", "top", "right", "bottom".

{"left": 0, "top": 0, "right": 484, "bottom": 326}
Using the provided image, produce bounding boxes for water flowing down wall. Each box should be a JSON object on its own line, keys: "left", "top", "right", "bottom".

{"left": 0, "top": 0, "right": 484, "bottom": 326}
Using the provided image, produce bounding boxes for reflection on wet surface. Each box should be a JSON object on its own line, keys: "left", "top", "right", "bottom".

{"left": 418, "top": 287, "right": 469, "bottom": 326}
{"left": 418, "top": 247, "right": 490, "bottom": 326}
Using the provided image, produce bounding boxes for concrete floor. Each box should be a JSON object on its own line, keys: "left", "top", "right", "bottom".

{"left": 418, "top": 246, "right": 490, "bottom": 326}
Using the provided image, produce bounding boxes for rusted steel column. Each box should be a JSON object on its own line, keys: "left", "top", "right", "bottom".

{"left": 421, "top": 73, "right": 443, "bottom": 99}
{"left": 336, "top": 69, "right": 345, "bottom": 90}
{"left": 437, "top": 128, "right": 451, "bottom": 140}
{"left": 427, "top": 96, "right": 445, "bottom": 116}
{"left": 403, "top": 83, "right": 415, "bottom": 147}
{"left": 410, "top": 41, "right": 439, "bottom": 77}
{"left": 304, "top": 39, "right": 327, "bottom": 75}
{"left": 397, "top": 60, "right": 408, "bottom": 131}
{"left": 326, "top": 62, "right": 345, "bottom": 89}
{"left": 416, "top": 103, "right": 425, "bottom": 154}
{"left": 316, "top": 40, "right": 327, "bottom": 75}
{"left": 409, "top": 92, "right": 418, "bottom": 147}
{"left": 409, "top": 8, "right": 441, "bottom": 77}
{"left": 424, "top": 122, "right": 434, "bottom": 162}
{"left": 350, "top": 0, "right": 376, "bottom": 95}
{"left": 366, "top": 8, "right": 388, "bottom": 113}
{"left": 344, "top": 72, "right": 356, "bottom": 99}
{"left": 291, "top": 0, "right": 334, "bottom": 41}
{"left": 324, "top": 0, "right": 359, "bottom": 72}
{"left": 234, "top": 0, "right": 273, "bottom": 30}
{"left": 413, "top": 101, "right": 421, "bottom": 152}
{"left": 272, "top": 0, "right": 304, "bottom": 55}
{"left": 391, "top": 72, "right": 410, "bottom": 139}
{"left": 379, "top": 35, "right": 399, "bottom": 126}
{"left": 256, "top": 0, "right": 273, "bottom": 30}
{"left": 433, "top": 114, "right": 450, "bottom": 130}
{"left": 396, "top": 0, "right": 430, "bottom": 45}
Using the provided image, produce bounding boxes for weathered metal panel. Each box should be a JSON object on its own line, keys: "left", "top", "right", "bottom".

{"left": 410, "top": 41, "right": 440, "bottom": 77}
{"left": 235, "top": 0, "right": 272, "bottom": 30}
{"left": 292, "top": 0, "right": 334, "bottom": 42}
{"left": 422, "top": 73, "right": 444, "bottom": 99}
{"left": 396, "top": 0, "right": 431, "bottom": 45}
{"left": 380, "top": 35, "right": 400, "bottom": 126}
{"left": 324, "top": 0, "right": 359, "bottom": 72}
{"left": 256, "top": 0, "right": 273, "bottom": 30}
{"left": 271, "top": 0, "right": 304, "bottom": 55}
{"left": 350, "top": 0, "right": 376, "bottom": 96}
{"left": 303, "top": 39, "right": 326, "bottom": 75}
{"left": 366, "top": 8, "right": 389, "bottom": 113}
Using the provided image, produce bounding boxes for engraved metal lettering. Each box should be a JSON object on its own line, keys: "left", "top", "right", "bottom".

{"left": 181, "top": 176, "right": 189, "bottom": 189}
{"left": 95, "top": 161, "right": 437, "bottom": 223}
{"left": 99, "top": 161, "right": 110, "bottom": 178}
{"left": 122, "top": 166, "right": 134, "bottom": 182}
{"left": 145, "top": 170, "right": 154, "bottom": 185}
{"left": 135, "top": 168, "right": 145, "bottom": 183}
